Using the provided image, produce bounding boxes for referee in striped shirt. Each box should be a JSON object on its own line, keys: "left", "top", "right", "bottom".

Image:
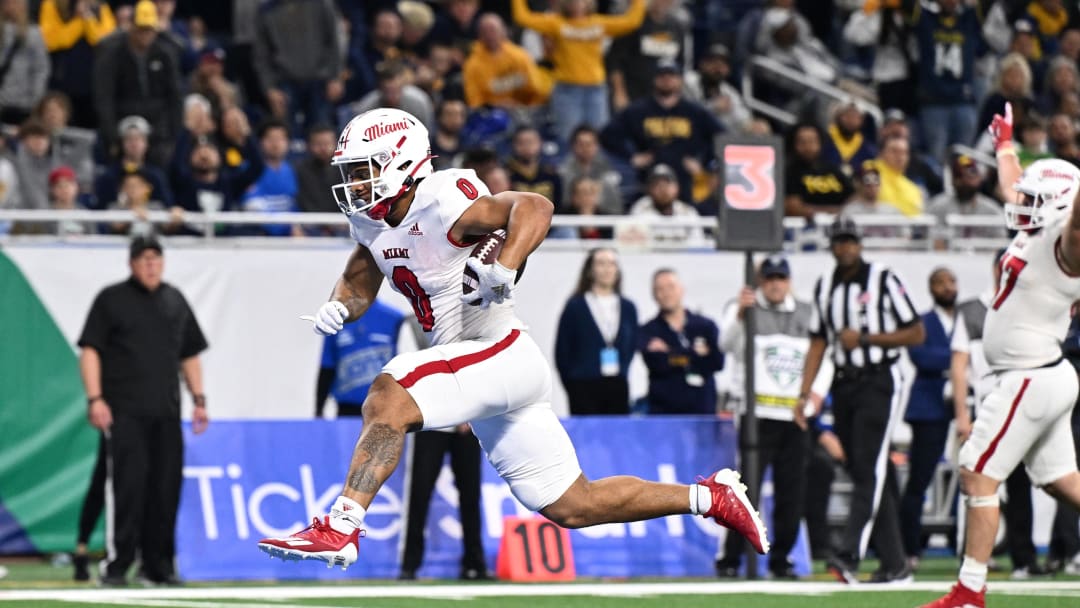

{"left": 797, "top": 217, "right": 925, "bottom": 584}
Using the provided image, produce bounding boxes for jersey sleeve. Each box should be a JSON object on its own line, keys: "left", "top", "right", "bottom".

{"left": 950, "top": 313, "right": 970, "bottom": 353}
{"left": 885, "top": 269, "right": 920, "bottom": 327}
{"left": 428, "top": 169, "right": 492, "bottom": 245}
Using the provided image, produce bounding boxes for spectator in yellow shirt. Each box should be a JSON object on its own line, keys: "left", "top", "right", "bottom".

{"left": 39, "top": 0, "right": 116, "bottom": 128}
{"left": 872, "top": 135, "right": 924, "bottom": 217}
{"left": 463, "top": 14, "right": 549, "bottom": 111}
{"left": 512, "top": 0, "right": 645, "bottom": 144}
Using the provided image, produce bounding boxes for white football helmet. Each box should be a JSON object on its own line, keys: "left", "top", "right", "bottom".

{"left": 1007, "top": 158, "right": 1080, "bottom": 230}
{"left": 331, "top": 108, "right": 434, "bottom": 220}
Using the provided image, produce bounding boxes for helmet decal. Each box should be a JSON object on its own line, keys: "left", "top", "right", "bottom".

{"left": 329, "top": 109, "right": 434, "bottom": 219}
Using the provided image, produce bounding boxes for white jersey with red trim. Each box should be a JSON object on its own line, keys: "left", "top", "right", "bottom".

{"left": 347, "top": 168, "right": 525, "bottom": 346}
{"left": 982, "top": 218, "right": 1080, "bottom": 370}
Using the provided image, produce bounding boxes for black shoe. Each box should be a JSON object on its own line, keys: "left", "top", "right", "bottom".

{"left": 1011, "top": 562, "right": 1053, "bottom": 579}
{"left": 72, "top": 554, "right": 89, "bottom": 582}
{"left": 826, "top": 555, "right": 859, "bottom": 584}
{"left": 714, "top": 560, "right": 740, "bottom": 578}
{"left": 98, "top": 575, "right": 127, "bottom": 588}
{"left": 868, "top": 563, "right": 913, "bottom": 584}
{"left": 769, "top": 561, "right": 798, "bottom": 580}
{"left": 459, "top": 567, "right": 492, "bottom": 581}
{"left": 397, "top": 570, "right": 416, "bottom": 581}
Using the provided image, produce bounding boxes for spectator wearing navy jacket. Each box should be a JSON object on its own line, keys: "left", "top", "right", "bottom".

{"left": 601, "top": 59, "right": 723, "bottom": 206}
{"left": 555, "top": 248, "right": 638, "bottom": 416}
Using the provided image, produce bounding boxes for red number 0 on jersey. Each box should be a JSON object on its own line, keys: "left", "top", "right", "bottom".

{"left": 992, "top": 254, "right": 1028, "bottom": 310}
{"left": 392, "top": 266, "right": 435, "bottom": 331}
{"left": 457, "top": 178, "right": 479, "bottom": 200}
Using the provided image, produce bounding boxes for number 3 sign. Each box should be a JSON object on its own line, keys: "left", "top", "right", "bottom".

{"left": 716, "top": 135, "right": 785, "bottom": 251}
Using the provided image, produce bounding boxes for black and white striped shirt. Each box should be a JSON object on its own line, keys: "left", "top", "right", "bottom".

{"left": 809, "top": 261, "right": 919, "bottom": 367}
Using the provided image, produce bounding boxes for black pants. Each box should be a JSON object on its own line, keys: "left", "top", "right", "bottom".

{"left": 804, "top": 439, "right": 837, "bottom": 559}
{"left": 831, "top": 368, "right": 906, "bottom": 571}
{"left": 77, "top": 435, "right": 108, "bottom": 546}
{"left": 719, "top": 418, "right": 809, "bottom": 571}
{"left": 102, "top": 414, "right": 183, "bottom": 581}
{"left": 564, "top": 377, "right": 629, "bottom": 415}
{"left": 899, "top": 419, "right": 952, "bottom": 558}
{"left": 400, "top": 430, "right": 486, "bottom": 575}
{"left": 1050, "top": 405, "right": 1080, "bottom": 562}
{"left": 1002, "top": 467, "right": 1039, "bottom": 569}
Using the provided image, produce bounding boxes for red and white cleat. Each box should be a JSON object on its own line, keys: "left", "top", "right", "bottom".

{"left": 917, "top": 583, "right": 986, "bottom": 608}
{"left": 257, "top": 517, "right": 364, "bottom": 570}
{"left": 699, "top": 469, "right": 770, "bottom": 555}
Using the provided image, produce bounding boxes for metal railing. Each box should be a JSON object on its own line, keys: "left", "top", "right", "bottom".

{"left": 741, "top": 55, "right": 884, "bottom": 128}
{"left": 0, "top": 209, "right": 1010, "bottom": 252}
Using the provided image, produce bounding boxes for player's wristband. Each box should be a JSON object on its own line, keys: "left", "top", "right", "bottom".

{"left": 995, "top": 145, "right": 1017, "bottom": 158}
{"left": 858, "top": 333, "right": 871, "bottom": 348}
{"left": 87, "top": 395, "right": 103, "bottom": 407}
{"left": 193, "top": 394, "right": 207, "bottom": 408}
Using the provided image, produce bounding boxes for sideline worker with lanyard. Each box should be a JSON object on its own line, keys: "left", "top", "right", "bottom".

{"left": 714, "top": 254, "right": 833, "bottom": 579}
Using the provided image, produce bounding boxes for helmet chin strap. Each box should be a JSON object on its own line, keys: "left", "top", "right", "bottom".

{"left": 364, "top": 175, "right": 416, "bottom": 221}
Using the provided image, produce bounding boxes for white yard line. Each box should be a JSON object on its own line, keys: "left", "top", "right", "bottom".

{"left": 0, "top": 581, "right": 1079, "bottom": 603}
{"left": 60, "top": 600, "right": 324, "bottom": 608}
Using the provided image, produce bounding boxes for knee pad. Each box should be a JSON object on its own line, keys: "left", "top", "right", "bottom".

{"left": 965, "top": 494, "right": 1000, "bottom": 509}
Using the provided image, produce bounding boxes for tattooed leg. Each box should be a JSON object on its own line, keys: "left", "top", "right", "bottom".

{"left": 344, "top": 423, "right": 404, "bottom": 500}
{"left": 341, "top": 374, "right": 424, "bottom": 507}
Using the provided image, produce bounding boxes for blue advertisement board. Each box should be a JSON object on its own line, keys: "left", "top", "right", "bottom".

{"left": 176, "top": 417, "right": 810, "bottom": 580}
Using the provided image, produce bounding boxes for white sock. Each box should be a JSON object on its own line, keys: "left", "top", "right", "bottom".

{"left": 689, "top": 485, "right": 711, "bottom": 515}
{"left": 958, "top": 555, "right": 988, "bottom": 592}
{"left": 329, "top": 495, "right": 365, "bottom": 534}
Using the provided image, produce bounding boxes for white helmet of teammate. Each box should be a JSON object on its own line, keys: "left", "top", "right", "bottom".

{"left": 1007, "top": 158, "right": 1080, "bottom": 230}
{"left": 331, "top": 108, "right": 433, "bottom": 220}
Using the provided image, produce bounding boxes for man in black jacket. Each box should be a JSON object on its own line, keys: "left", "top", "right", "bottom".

{"left": 293, "top": 124, "right": 345, "bottom": 236}
{"left": 93, "top": 1, "right": 183, "bottom": 167}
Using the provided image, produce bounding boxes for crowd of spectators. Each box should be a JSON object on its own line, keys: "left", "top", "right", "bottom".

{"left": 3, "top": 0, "right": 1080, "bottom": 242}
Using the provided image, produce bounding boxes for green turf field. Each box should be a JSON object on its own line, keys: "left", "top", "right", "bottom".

{"left": 3, "top": 557, "right": 1080, "bottom": 607}
{"left": 4, "top": 584, "right": 1080, "bottom": 608}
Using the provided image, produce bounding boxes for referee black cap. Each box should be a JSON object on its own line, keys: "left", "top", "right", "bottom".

{"left": 826, "top": 216, "right": 861, "bottom": 243}
{"left": 129, "top": 235, "right": 163, "bottom": 259}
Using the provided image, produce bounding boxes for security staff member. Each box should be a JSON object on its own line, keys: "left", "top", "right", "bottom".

{"left": 798, "top": 217, "right": 925, "bottom": 584}
{"left": 78, "top": 236, "right": 208, "bottom": 586}
{"left": 714, "top": 255, "right": 832, "bottom": 579}
{"left": 900, "top": 267, "right": 962, "bottom": 569}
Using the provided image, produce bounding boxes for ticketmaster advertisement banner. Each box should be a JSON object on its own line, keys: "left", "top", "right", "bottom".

{"left": 176, "top": 417, "right": 808, "bottom": 579}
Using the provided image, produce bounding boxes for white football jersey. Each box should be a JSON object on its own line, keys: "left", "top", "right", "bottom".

{"left": 346, "top": 169, "right": 525, "bottom": 346}
{"left": 982, "top": 218, "right": 1080, "bottom": 370}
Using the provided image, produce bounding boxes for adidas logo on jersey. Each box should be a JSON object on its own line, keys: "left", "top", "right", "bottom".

{"left": 408, "top": 223, "right": 423, "bottom": 236}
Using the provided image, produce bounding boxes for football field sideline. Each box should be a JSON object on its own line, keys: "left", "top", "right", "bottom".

{"left": 3, "top": 580, "right": 1080, "bottom": 605}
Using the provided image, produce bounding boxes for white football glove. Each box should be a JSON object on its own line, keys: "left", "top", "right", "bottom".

{"left": 303, "top": 301, "right": 349, "bottom": 336}
{"left": 461, "top": 258, "right": 516, "bottom": 309}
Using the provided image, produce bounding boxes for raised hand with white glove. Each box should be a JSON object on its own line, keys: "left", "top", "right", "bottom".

{"left": 461, "top": 258, "right": 516, "bottom": 309}
{"left": 302, "top": 301, "right": 349, "bottom": 336}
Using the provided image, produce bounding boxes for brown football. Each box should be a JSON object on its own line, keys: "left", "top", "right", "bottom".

{"left": 462, "top": 229, "right": 526, "bottom": 305}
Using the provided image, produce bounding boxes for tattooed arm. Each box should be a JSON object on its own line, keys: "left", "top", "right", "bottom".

{"left": 331, "top": 244, "right": 384, "bottom": 322}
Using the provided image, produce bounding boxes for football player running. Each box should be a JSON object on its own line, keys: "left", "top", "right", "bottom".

{"left": 257, "top": 108, "right": 770, "bottom": 569}
{"left": 921, "top": 103, "right": 1080, "bottom": 607}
